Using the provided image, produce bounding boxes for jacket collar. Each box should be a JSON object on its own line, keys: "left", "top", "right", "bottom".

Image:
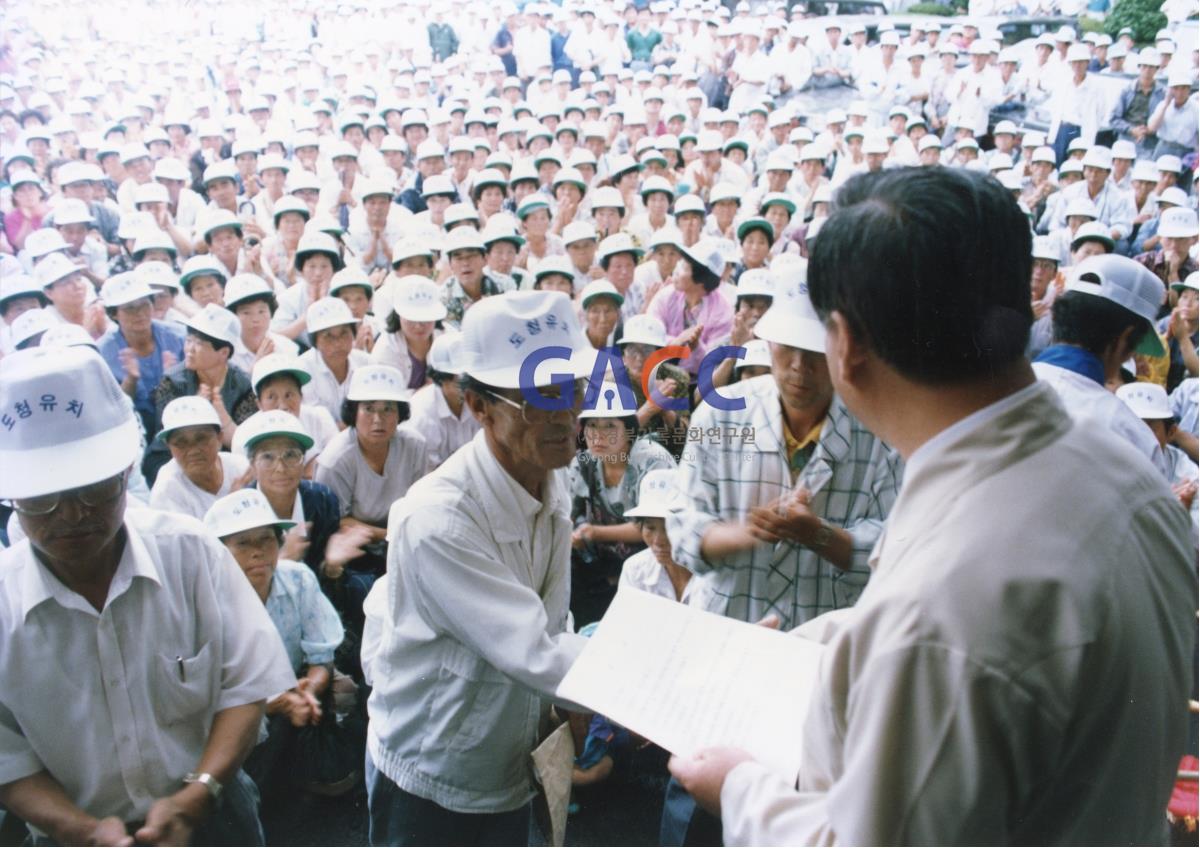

{"left": 465, "top": 431, "right": 566, "bottom": 544}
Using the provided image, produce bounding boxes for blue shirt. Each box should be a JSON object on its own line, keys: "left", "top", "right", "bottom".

{"left": 97, "top": 320, "right": 186, "bottom": 419}
{"left": 264, "top": 560, "right": 345, "bottom": 673}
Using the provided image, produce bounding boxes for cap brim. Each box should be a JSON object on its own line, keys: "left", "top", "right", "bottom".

{"left": 245, "top": 429, "right": 315, "bottom": 452}
{"left": 394, "top": 304, "right": 449, "bottom": 322}
{"left": 1135, "top": 324, "right": 1166, "bottom": 357}
{"left": 0, "top": 415, "right": 141, "bottom": 499}
{"left": 466, "top": 345, "right": 597, "bottom": 390}
{"left": 754, "top": 312, "right": 826, "bottom": 353}
{"left": 623, "top": 503, "right": 669, "bottom": 519}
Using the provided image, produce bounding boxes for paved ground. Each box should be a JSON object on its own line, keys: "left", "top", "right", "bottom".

{"left": 261, "top": 762, "right": 669, "bottom": 846}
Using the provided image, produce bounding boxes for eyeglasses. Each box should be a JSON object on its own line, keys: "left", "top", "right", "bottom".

{"left": 252, "top": 448, "right": 305, "bottom": 469}
{"left": 6, "top": 472, "right": 127, "bottom": 516}
{"left": 484, "top": 378, "right": 588, "bottom": 424}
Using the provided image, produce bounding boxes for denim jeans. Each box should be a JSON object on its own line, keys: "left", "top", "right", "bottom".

{"left": 365, "top": 751, "right": 531, "bottom": 846}
{"left": 659, "top": 776, "right": 723, "bottom": 847}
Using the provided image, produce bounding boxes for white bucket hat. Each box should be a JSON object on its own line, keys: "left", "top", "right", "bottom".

{"left": 35, "top": 253, "right": 80, "bottom": 289}
{"left": 306, "top": 297, "right": 358, "bottom": 335}
{"left": 204, "top": 488, "right": 296, "bottom": 539}
{"left": 101, "top": 273, "right": 154, "bottom": 308}
{"left": 235, "top": 409, "right": 314, "bottom": 455}
{"left": 1116, "top": 382, "right": 1173, "bottom": 420}
{"left": 136, "top": 261, "right": 181, "bottom": 292}
{"left": 1066, "top": 254, "right": 1165, "bottom": 356}
{"left": 390, "top": 276, "right": 448, "bottom": 322}
{"left": 11, "top": 309, "right": 55, "bottom": 348}
{"left": 753, "top": 275, "right": 825, "bottom": 353}
{"left": 0, "top": 346, "right": 142, "bottom": 499}
{"left": 619, "top": 314, "right": 668, "bottom": 348}
{"left": 460, "top": 290, "right": 594, "bottom": 389}
{"left": 623, "top": 468, "right": 679, "bottom": 519}
{"left": 157, "top": 395, "right": 220, "bottom": 441}
{"left": 1158, "top": 207, "right": 1198, "bottom": 239}
{"left": 186, "top": 304, "right": 241, "bottom": 347}
{"left": 347, "top": 364, "right": 412, "bottom": 403}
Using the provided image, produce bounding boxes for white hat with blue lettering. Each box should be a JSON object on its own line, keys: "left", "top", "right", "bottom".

{"left": 753, "top": 270, "right": 825, "bottom": 354}
{"left": 623, "top": 468, "right": 681, "bottom": 519}
{"left": 347, "top": 364, "right": 412, "bottom": 403}
{"left": 390, "top": 276, "right": 448, "bottom": 322}
{"left": 0, "top": 346, "right": 142, "bottom": 499}
{"left": 460, "top": 290, "right": 594, "bottom": 389}
{"left": 204, "top": 488, "right": 296, "bottom": 539}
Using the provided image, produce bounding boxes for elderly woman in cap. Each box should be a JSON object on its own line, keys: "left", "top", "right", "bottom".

{"left": 240, "top": 354, "right": 338, "bottom": 473}
{"left": 299, "top": 297, "right": 371, "bottom": 423}
{"left": 646, "top": 239, "right": 735, "bottom": 379}
{"left": 203, "top": 489, "right": 353, "bottom": 803}
{"left": 224, "top": 273, "right": 299, "bottom": 373}
{"left": 5, "top": 172, "right": 47, "bottom": 251}
{"left": 580, "top": 279, "right": 624, "bottom": 350}
{"left": 149, "top": 395, "right": 252, "bottom": 519}
{"left": 483, "top": 220, "right": 530, "bottom": 290}
{"left": 370, "top": 276, "right": 446, "bottom": 391}
{"left": 272, "top": 231, "right": 345, "bottom": 341}
{"left": 262, "top": 196, "right": 311, "bottom": 287}
{"left": 616, "top": 313, "right": 692, "bottom": 459}
{"left": 97, "top": 273, "right": 186, "bottom": 433}
{"left": 517, "top": 194, "right": 565, "bottom": 265}
{"left": 179, "top": 253, "right": 228, "bottom": 309}
{"left": 569, "top": 380, "right": 676, "bottom": 626}
{"left": 235, "top": 409, "right": 369, "bottom": 585}
{"left": 329, "top": 266, "right": 379, "bottom": 351}
{"left": 315, "top": 364, "right": 429, "bottom": 620}
{"left": 147, "top": 303, "right": 258, "bottom": 483}
{"left": 733, "top": 216, "right": 773, "bottom": 284}
{"left": 709, "top": 266, "right": 776, "bottom": 390}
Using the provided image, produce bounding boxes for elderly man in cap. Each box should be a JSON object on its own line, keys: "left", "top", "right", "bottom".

{"left": 0, "top": 346, "right": 294, "bottom": 846}
{"left": 439, "top": 227, "right": 514, "bottom": 330}
{"left": 669, "top": 166, "right": 1195, "bottom": 846}
{"left": 365, "top": 291, "right": 593, "bottom": 845}
{"left": 1048, "top": 146, "right": 1134, "bottom": 245}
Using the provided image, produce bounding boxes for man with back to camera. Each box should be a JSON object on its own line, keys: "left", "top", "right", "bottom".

{"left": 669, "top": 167, "right": 1196, "bottom": 844}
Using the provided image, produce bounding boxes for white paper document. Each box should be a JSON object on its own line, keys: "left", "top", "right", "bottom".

{"left": 557, "top": 588, "right": 826, "bottom": 779}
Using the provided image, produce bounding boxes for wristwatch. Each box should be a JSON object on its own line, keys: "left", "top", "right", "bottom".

{"left": 183, "top": 772, "right": 223, "bottom": 801}
{"left": 808, "top": 519, "right": 835, "bottom": 552}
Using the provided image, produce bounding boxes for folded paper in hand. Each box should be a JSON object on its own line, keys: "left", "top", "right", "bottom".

{"left": 556, "top": 588, "right": 825, "bottom": 779}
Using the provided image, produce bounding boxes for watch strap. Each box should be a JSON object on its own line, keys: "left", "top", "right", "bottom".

{"left": 183, "top": 771, "right": 223, "bottom": 800}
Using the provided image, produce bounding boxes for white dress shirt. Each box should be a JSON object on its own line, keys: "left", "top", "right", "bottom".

{"left": 148, "top": 451, "right": 250, "bottom": 520}
{"left": 402, "top": 382, "right": 481, "bottom": 469}
{"left": 0, "top": 508, "right": 295, "bottom": 824}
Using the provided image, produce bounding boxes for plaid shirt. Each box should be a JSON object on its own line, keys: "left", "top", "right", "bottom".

{"left": 666, "top": 374, "right": 903, "bottom": 629}
{"left": 439, "top": 272, "right": 513, "bottom": 330}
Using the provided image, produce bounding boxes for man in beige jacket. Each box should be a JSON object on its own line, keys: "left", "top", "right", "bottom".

{"left": 670, "top": 166, "right": 1197, "bottom": 845}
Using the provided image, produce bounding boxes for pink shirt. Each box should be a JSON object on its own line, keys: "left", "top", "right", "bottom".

{"left": 646, "top": 285, "right": 734, "bottom": 377}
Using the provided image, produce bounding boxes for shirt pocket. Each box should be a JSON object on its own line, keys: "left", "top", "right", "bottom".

{"left": 152, "top": 642, "right": 216, "bottom": 726}
{"left": 433, "top": 645, "right": 512, "bottom": 754}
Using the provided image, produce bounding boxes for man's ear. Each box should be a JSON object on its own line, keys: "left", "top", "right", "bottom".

{"left": 464, "top": 389, "right": 493, "bottom": 427}
{"left": 824, "top": 310, "right": 869, "bottom": 390}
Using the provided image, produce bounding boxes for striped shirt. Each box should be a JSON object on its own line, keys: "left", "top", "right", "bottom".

{"left": 666, "top": 374, "right": 904, "bottom": 629}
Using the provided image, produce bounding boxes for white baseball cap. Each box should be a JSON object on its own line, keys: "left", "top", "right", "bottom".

{"left": 578, "top": 380, "right": 639, "bottom": 419}
{"left": 157, "top": 395, "right": 221, "bottom": 440}
{"left": 25, "top": 229, "right": 70, "bottom": 260}
{"left": 678, "top": 239, "right": 725, "bottom": 288}
{"left": 306, "top": 297, "right": 358, "bottom": 335}
{"left": 460, "top": 290, "right": 594, "bottom": 389}
{"left": 428, "top": 331, "right": 469, "bottom": 374}
{"left": 347, "top": 364, "right": 412, "bottom": 403}
{"left": 563, "top": 221, "right": 598, "bottom": 245}
{"left": 390, "top": 276, "right": 448, "bottom": 322}
{"left": 204, "top": 488, "right": 296, "bottom": 539}
{"left": 0, "top": 346, "right": 142, "bottom": 499}
{"left": 736, "top": 338, "right": 772, "bottom": 372}
{"left": 618, "top": 313, "right": 668, "bottom": 348}
{"left": 182, "top": 301, "right": 238, "bottom": 346}
{"left": 11, "top": 309, "right": 55, "bottom": 348}
{"left": 1116, "top": 381, "right": 1173, "bottom": 420}
{"left": 251, "top": 353, "right": 312, "bottom": 393}
{"left": 754, "top": 274, "right": 824, "bottom": 353}
{"left": 235, "top": 409, "right": 314, "bottom": 454}
{"left": 623, "top": 468, "right": 679, "bottom": 519}
{"left": 1067, "top": 254, "right": 1166, "bottom": 356}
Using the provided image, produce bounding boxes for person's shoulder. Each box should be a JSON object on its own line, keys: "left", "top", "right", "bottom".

{"left": 127, "top": 506, "right": 218, "bottom": 552}
{"left": 220, "top": 450, "right": 250, "bottom": 474}
{"left": 274, "top": 558, "right": 319, "bottom": 593}
{"left": 406, "top": 382, "right": 438, "bottom": 414}
{"left": 631, "top": 435, "right": 675, "bottom": 465}
{"left": 317, "top": 427, "right": 356, "bottom": 464}
{"left": 349, "top": 348, "right": 371, "bottom": 366}
{"left": 393, "top": 424, "right": 428, "bottom": 452}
